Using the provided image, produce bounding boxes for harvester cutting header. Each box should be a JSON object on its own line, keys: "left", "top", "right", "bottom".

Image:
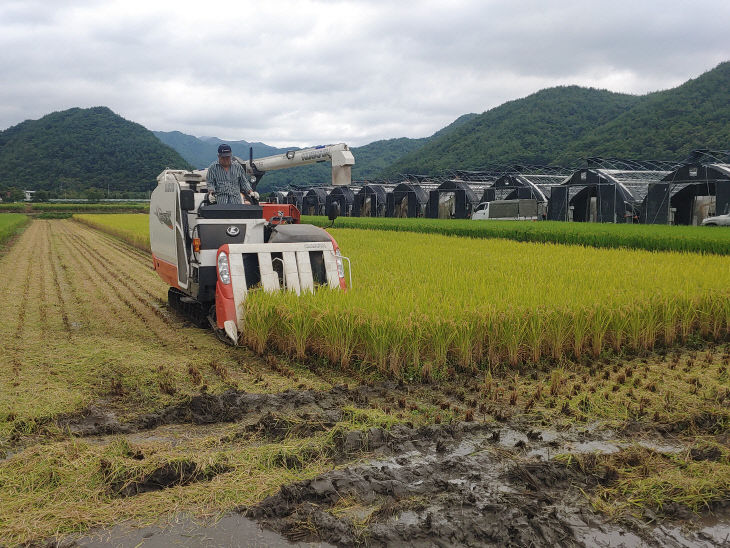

{"left": 150, "top": 143, "right": 355, "bottom": 344}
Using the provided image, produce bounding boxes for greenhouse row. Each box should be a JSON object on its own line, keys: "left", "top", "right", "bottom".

{"left": 269, "top": 150, "right": 730, "bottom": 225}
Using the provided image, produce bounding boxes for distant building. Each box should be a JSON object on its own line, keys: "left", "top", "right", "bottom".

{"left": 23, "top": 190, "right": 35, "bottom": 201}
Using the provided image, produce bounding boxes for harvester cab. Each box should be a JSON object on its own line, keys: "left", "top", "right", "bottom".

{"left": 150, "top": 144, "right": 354, "bottom": 344}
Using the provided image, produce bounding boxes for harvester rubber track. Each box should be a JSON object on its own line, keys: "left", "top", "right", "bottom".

{"left": 167, "top": 287, "right": 209, "bottom": 328}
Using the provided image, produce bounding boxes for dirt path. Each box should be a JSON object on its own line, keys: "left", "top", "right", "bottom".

{"left": 0, "top": 220, "right": 728, "bottom": 547}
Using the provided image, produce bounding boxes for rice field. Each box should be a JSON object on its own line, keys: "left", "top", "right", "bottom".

{"left": 3, "top": 216, "right": 729, "bottom": 544}
{"left": 303, "top": 215, "right": 730, "bottom": 255}
{"left": 0, "top": 213, "right": 29, "bottom": 247}
{"left": 244, "top": 229, "right": 730, "bottom": 377}
{"left": 72, "top": 213, "right": 730, "bottom": 378}
{"left": 75, "top": 213, "right": 150, "bottom": 250}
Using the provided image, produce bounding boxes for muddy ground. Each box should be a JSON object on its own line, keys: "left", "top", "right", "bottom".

{"left": 60, "top": 384, "right": 730, "bottom": 547}
{"left": 1, "top": 220, "right": 729, "bottom": 547}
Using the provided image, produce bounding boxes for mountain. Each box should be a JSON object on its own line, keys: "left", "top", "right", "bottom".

{"left": 153, "top": 131, "right": 285, "bottom": 170}
{"left": 155, "top": 113, "right": 478, "bottom": 192}
{"left": 353, "top": 113, "right": 479, "bottom": 180}
{"left": 380, "top": 62, "right": 730, "bottom": 177}
{"left": 555, "top": 61, "right": 730, "bottom": 162}
{"left": 0, "top": 107, "right": 191, "bottom": 194}
{"left": 379, "top": 87, "right": 642, "bottom": 177}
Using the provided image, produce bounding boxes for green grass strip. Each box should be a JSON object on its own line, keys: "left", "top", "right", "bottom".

{"left": 302, "top": 216, "right": 730, "bottom": 255}
{"left": 0, "top": 213, "right": 29, "bottom": 249}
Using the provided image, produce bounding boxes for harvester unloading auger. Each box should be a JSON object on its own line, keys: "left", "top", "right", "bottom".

{"left": 150, "top": 143, "right": 355, "bottom": 344}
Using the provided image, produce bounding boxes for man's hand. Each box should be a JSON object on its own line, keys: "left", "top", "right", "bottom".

{"left": 250, "top": 191, "right": 260, "bottom": 201}
{"left": 207, "top": 191, "right": 216, "bottom": 204}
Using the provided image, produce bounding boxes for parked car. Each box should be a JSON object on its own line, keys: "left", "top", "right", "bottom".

{"left": 472, "top": 199, "right": 545, "bottom": 221}
{"left": 701, "top": 213, "right": 730, "bottom": 226}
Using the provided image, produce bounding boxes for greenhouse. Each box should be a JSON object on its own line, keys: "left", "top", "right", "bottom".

{"left": 302, "top": 187, "right": 328, "bottom": 216}
{"left": 427, "top": 179, "right": 480, "bottom": 219}
{"left": 285, "top": 190, "right": 305, "bottom": 212}
{"left": 481, "top": 169, "right": 568, "bottom": 204}
{"left": 353, "top": 184, "right": 387, "bottom": 217}
{"left": 643, "top": 155, "right": 730, "bottom": 225}
{"left": 326, "top": 186, "right": 356, "bottom": 217}
{"left": 269, "top": 190, "right": 288, "bottom": 204}
{"left": 388, "top": 182, "right": 429, "bottom": 217}
{"left": 548, "top": 164, "right": 669, "bottom": 223}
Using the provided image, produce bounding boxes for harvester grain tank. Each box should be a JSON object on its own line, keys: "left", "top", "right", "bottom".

{"left": 150, "top": 144, "right": 354, "bottom": 344}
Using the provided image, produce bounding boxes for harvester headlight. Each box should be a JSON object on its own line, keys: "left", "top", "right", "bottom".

{"left": 335, "top": 249, "right": 345, "bottom": 278}
{"left": 218, "top": 252, "right": 231, "bottom": 285}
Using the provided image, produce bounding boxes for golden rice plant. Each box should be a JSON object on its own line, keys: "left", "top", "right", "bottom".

{"left": 240, "top": 228, "right": 730, "bottom": 379}
{"left": 74, "top": 214, "right": 151, "bottom": 251}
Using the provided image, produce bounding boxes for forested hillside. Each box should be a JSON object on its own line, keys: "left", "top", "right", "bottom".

{"left": 556, "top": 61, "right": 730, "bottom": 162}
{"left": 153, "top": 131, "right": 284, "bottom": 169}
{"left": 380, "top": 62, "right": 730, "bottom": 177}
{"left": 0, "top": 107, "right": 191, "bottom": 195}
{"left": 379, "top": 87, "right": 642, "bottom": 177}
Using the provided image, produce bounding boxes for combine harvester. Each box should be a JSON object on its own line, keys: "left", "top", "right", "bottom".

{"left": 150, "top": 144, "right": 354, "bottom": 344}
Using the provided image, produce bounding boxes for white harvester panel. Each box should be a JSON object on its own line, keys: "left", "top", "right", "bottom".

{"left": 227, "top": 241, "right": 340, "bottom": 328}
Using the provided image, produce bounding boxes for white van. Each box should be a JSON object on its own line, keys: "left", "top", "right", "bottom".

{"left": 472, "top": 199, "right": 544, "bottom": 221}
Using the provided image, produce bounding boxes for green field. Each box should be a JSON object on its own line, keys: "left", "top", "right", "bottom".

{"left": 0, "top": 214, "right": 29, "bottom": 248}
{"left": 303, "top": 216, "right": 730, "bottom": 255}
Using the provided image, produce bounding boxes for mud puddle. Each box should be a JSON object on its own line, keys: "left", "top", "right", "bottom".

{"left": 244, "top": 422, "right": 729, "bottom": 547}
{"left": 57, "top": 384, "right": 380, "bottom": 437}
{"left": 50, "top": 384, "right": 729, "bottom": 547}
{"left": 60, "top": 512, "right": 333, "bottom": 548}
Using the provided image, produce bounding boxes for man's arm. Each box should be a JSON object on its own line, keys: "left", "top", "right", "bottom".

{"left": 206, "top": 165, "right": 217, "bottom": 196}
{"left": 236, "top": 165, "right": 253, "bottom": 194}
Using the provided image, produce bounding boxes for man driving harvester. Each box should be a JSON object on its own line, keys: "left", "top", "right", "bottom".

{"left": 206, "top": 144, "right": 260, "bottom": 204}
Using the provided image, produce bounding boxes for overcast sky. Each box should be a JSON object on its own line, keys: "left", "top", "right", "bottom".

{"left": 1, "top": 0, "right": 728, "bottom": 147}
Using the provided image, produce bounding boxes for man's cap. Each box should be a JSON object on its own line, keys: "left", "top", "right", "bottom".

{"left": 218, "top": 144, "right": 232, "bottom": 156}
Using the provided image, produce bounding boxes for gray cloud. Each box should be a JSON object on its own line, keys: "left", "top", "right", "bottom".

{"left": 0, "top": 0, "right": 728, "bottom": 146}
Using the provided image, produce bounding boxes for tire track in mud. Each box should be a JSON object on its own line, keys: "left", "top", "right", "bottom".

{"left": 70, "top": 233, "right": 168, "bottom": 319}
{"left": 243, "top": 424, "right": 643, "bottom": 548}
{"left": 56, "top": 228, "right": 172, "bottom": 346}
{"left": 52, "top": 224, "right": 150, "bottom": 338}
{"left": 67, "top": 223, "right": 164, "bottom": 303}
{"left": 35, "top": 221, "right": 51, "bottom": 333}
{"left": 9, "top": 233, "right": 35, "bottom": 377}
{"left": 59, "top": 380, "right": 720, "bottom": 547}
{"left": 71, "top": 222, "right": 164, "bottom": 304}
{"left": 59, "top": 384, "right": 363, "bottom": 435}
{"left": 55, "top": 221, "right": 206, "bottom": 353}
{"left": 47, "top": 224, "right": 73, "bottom": 337}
